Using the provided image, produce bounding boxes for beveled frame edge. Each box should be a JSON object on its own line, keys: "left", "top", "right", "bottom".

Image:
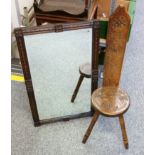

{"left": 14, "top": 21, "right": 100, "bottom": 126}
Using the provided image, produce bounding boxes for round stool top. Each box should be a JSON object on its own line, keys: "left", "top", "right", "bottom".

{"left": 92, "top": 87, "right": 130, "bottom": 116}
{"left": 79, "top": 63, "right": 91, "bottom": 78}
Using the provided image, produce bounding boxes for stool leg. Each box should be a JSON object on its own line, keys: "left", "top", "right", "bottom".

{"left": 119, "top": 115, "right": 129, "bottom": 149}
{"left": 71, "top": 75, "right": 84, "bottom": 103}
{"left": 82, "top": 111, "right": 99, "bottom": 144}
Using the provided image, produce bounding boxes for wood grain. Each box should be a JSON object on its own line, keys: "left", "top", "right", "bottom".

{"left": 103, "top": 6, "right": 130, "bottom": 87}
{"left": 88, "top": 0, "right": 98, "bottom": 20}
{"left": 82, "top": 6, "right": 130, "bottom": 149}
{"left": 119, "top": 115, "right": 129, "bottom": 149}
{"left": 115, "top": 0, "right": 130, "bottom": 11}
{"left": 82, "top": 111, "right": 100, "bottom": 143}
{"left": 92, "top": 87, "right": 130, "bottom": 116}
{"left": 97, "top": 0, "right": 111, "bottom": 19}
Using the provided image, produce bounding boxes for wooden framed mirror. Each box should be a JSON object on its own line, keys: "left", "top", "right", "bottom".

{"left": 15, "top": 21, "right": 99, "bottom": 126}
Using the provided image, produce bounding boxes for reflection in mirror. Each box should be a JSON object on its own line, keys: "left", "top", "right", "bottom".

{"left": 24, "top": 28, "right": 92, "bottom": 120}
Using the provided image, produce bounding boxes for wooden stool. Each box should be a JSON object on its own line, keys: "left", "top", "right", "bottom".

{"left": 82, "top": 6, "right": 131, "bottom": 149}
{"left": 82, "top": 86, "right": 130, "bottom": 149}
{"left": 71, "top": 63, "right": 91, "bottom": 103}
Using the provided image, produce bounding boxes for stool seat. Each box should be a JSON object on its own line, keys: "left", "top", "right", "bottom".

{"left": 92, "top": 87, "right": 130, "bottom": 116}
{"left": 79, "top": 63, "right": 91, "bottom": 78}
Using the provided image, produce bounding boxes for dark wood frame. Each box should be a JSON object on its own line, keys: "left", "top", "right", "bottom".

{"left": 14, "top": 21, "right": 100, "bottom": 126}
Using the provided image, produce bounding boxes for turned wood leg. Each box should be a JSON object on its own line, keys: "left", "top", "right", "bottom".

{"left": 119, "top": 115, "right": 129, "bottom": 149}
{"left": 71, "top": 75, "right": 84, "bottom": 103}
{"left": 82, "top": 111, "right": 99, "bottom": 144}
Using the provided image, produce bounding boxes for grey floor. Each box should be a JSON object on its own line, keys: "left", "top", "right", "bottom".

{"left": 11, "top": 0, "right": 144, "bottom": 154}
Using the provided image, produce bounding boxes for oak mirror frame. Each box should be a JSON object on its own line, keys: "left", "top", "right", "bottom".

{"left": 15, "top": 21, "right": 99, "bottom": 126}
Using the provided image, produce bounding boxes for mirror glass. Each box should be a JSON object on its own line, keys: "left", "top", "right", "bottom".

{"left": 24, "top": 28, "right": 92, "bottom": 120}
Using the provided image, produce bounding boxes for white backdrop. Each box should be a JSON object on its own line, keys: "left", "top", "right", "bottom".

{"left": 11, "top": 0, "right": 34, "bottom": 58}
{"left": 11, "top": 0, "right": 34, "bottom": 28}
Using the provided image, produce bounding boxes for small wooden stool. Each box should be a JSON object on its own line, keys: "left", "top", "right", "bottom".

{"left": 82, "top": 6, "right": 131, "bottom": 149}
{"left": 82, "top": 87, "right": 130, "bottom": 149}
{"left": 71, "top": 63, "right": 91, "bottom": 103}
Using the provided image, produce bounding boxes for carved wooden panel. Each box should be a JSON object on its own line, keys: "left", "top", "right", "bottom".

{"left": 103, "top": 6, "right": 130, "bottom": 87}
{"left": 115, "top": 0, "right": 130, "bottom": 11}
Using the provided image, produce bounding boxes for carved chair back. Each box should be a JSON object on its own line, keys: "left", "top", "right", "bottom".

{"left": 103, "top": 6, "right": 130, "bottom": 87}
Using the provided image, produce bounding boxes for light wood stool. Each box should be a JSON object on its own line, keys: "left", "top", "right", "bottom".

{"left": 82, "top": 86, "right": 130, "bottom": 149}
{"left": 82, "top": 6, "right": 131, "bottom": 149}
